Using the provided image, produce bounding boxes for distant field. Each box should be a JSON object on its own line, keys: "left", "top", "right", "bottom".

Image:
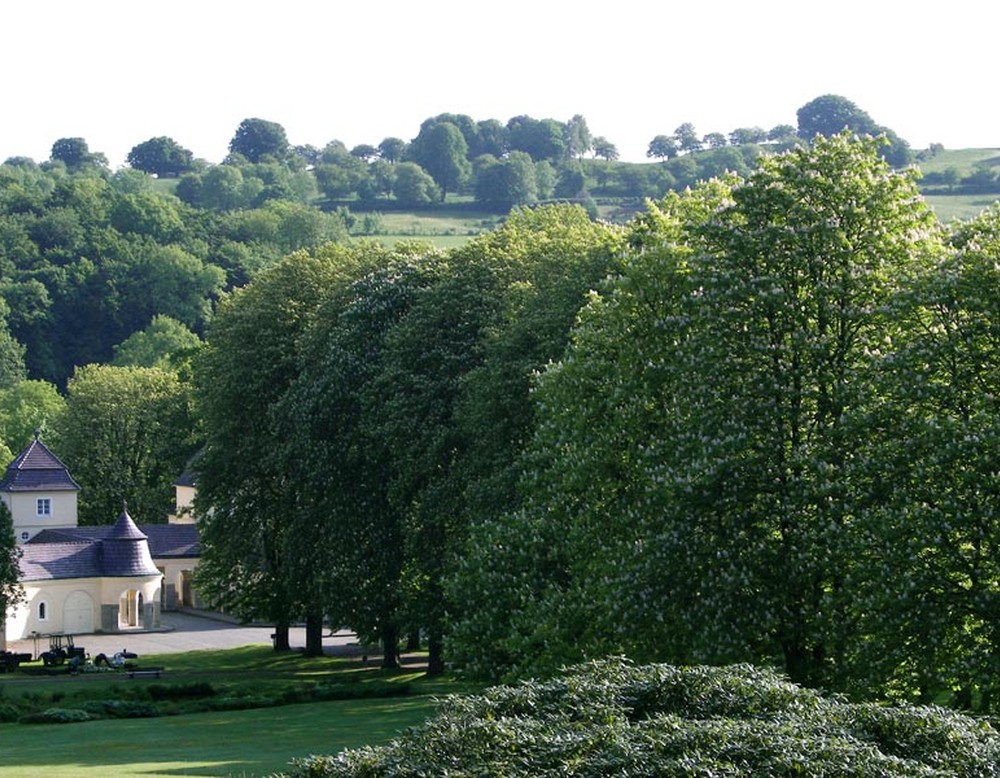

{"left": 914, "top": 147, "right": 1000, "bottom": 177}
{"left": 924, "top": 193, "right": 1000, "bottom": 222}
{"left": 352, "top": 209, "right": 502, "bottom": 249}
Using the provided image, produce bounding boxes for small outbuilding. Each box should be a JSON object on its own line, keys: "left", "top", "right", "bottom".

{"left": 1, "top": 437, "right": 202, "bottom": 645}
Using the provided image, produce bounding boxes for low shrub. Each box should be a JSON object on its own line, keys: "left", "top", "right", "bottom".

{"left": 20, "top": 707, "right": 91, "bottom": 724}
{"left": 281, "top": 658, "right": 1000, "bottom": 777}
{"left": 0, "top": 702, "right": 21, "bottom": 722}
{"left": 145, "top": 681, "right": 216, "bottom": 700}
{"left": 79, "top": 699, "right": 159, "bottom": 719}
{"left": 206, "top": 695, "right": 276, "bottom": 712}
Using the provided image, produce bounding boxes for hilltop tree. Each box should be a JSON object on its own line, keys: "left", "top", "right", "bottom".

{"left": 797, "top": 94, "right": 877, "bottom": 138}
{"left": 473, "top": 152, "right": 538, "bottom": 211}
{"left": 126, "top": 136, "right": 194, "bottom": 178}
{"left": 592, "top": 137, "right": 619, "bottom": 161}
{"left": 228, "top": 118, "right": 289, "bottom": 163}
{"left": 674, "top": 123, "right": 702, "bottom": 153}
{"left": 564, "top": 114, "right": 593, "bottom": 158}
{"left": 796, "top": 94, "right": 911, "bottom": 166}
{"left": 406, "top": 122, "right": 471, "bottom": 199}
{"left": 729, "top": 126, "right": 767, "bottom": 145}
{"left": 49, "top": 137, "right": 107, "bottom": 171}
{"left": 647, "top": 134, "right": 679, "bottom": 160}
{"left": 473, "top": 119, "right": 508, "bottom": 157}
{"left": 507, "top": 116, "right": 567, "bottom": 162}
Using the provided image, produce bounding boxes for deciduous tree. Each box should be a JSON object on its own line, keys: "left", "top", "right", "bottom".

{"left": 194, "top": 248, "right": 369, "bottom": 649}
{"left": 228, "top": 118, "right": 289, "bottom": 163}
{"left": 406, "top": 122, "right": 471, "bottom": 199}
{"left": 126, "top": 136, "right": 194, "bottom": 177}
{"left": 54, "top": 364, "right": 197, "bottom": 525}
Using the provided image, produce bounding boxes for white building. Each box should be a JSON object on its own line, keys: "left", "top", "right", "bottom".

{"left": 2, "top": 437, "right": 201, "bottom": 646}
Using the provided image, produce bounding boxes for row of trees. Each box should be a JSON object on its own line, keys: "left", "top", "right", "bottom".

{"left": 193, "top": 207, "right": 624, "bottom": 667}
{"left": 192, "top": 134, "right": 1000, "bottom": 708}
{"left": 123, "top": 95, "right": 915, "bottom": 214}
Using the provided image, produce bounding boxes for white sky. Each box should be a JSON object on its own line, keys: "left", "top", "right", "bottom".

{"left": 2, "top": 1, "right": 996, "bottom": 167}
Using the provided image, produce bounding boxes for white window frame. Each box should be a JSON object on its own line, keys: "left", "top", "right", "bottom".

{"left": 36, "top": 497, "right": 51, "bottom": 517}
{"left": 38, "top": 601, "right": 48, "bottom": 621}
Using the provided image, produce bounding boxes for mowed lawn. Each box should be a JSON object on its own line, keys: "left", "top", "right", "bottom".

{"left": 0, "top": 695, "right": 437, "bottom": 778}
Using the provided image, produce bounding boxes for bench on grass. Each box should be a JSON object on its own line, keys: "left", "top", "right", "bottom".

{"left": 127, "top": 667, "right": 164, "bottom": 679}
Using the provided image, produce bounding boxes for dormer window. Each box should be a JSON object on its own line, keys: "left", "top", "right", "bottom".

{"left": 36, "top": 498, "right": 51, "bottom": 517}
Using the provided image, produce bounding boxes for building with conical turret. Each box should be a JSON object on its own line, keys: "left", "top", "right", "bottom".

{"left": 1, "top": 437, "right": 201, "bottom": 644}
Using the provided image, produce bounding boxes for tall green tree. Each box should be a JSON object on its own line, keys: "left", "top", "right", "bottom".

{"left": 0, "top": 379, "right": 66, "bottom": 452}
{"left": 406, "top": 122, "right": 471, "bottom": 200}
{"left": 450, "top": 136, "right": 940, "bottom": 687}
{"left": 282, "top": 244, "right": 443, "bottom": 663}
{"left": 847, "top": 205, "right": 1000, "bottom": 707}
{"left": 374, "top": 207, "right": 622, "bottom": 674}
{"left": 194, "top": 247, "right": 369, "bottom": 649}
{"left": 54, "top": 364, "right": 197, "bottom": 525}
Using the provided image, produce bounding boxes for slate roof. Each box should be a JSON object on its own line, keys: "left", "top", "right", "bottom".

{"left": 141, "top": 524, "right": 201, "bottom": 558}
{"left": 0, "top": 437, "right": 81, "bottom": 492}
{"left": 19, "top": 509, "right": 193, "bottom": 582}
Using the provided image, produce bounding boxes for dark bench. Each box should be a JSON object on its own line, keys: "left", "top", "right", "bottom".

{"left": 127, "top": 667, "right": 164, "bottom": 679}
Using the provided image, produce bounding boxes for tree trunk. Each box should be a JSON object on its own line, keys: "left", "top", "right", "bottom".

{"left": 380, "top": 623, "right": 399, "bottom": 669}
{"left": 272, "top": 622, "right": 291, "bottom": 652}
{"left": 426, "top": 626, "right": 445, "bottom": 677}
{"left": 304, "top": 610, "right": 324, "bottom": 657}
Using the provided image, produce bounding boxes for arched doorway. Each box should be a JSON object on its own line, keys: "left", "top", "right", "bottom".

{"left": 119, "top": 589, "right": 142, "bottom": 628}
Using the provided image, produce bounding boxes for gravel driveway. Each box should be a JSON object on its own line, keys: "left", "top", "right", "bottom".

{"left": 7, "top": 610, "right": 362, "bottom": 661}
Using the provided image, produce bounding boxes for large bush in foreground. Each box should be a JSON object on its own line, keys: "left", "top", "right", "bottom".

{"left": 283, "top": 658, "right": 1000, "bottom": 777}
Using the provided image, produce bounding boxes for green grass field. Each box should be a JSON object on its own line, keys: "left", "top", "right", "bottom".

{"left": 0, "top": 646, "right": 470, "bottom": 777}
{"left": 0, "top": 696, "right": 436, "bottom": 777}
{"left": 351, "top": 209, "right": 501, "bottom": 249}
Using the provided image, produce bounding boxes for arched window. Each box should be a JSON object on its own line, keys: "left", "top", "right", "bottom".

{"left": 38, "top": 601, "right": 47, "bottom": 621}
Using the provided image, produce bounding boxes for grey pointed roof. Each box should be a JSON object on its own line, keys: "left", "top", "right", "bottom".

{"left": 20, "top": 508, "right": 165, "bottom": 581}
{"left": 0, "top": 437, "right": 81, "bottom": 492}
{"left": 100, "top": 507, "right": 160, "bottom": 577}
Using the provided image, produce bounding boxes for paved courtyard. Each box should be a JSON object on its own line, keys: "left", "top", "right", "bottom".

{"left": 8, "top": 610, "right": 363, "bottom": 661}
